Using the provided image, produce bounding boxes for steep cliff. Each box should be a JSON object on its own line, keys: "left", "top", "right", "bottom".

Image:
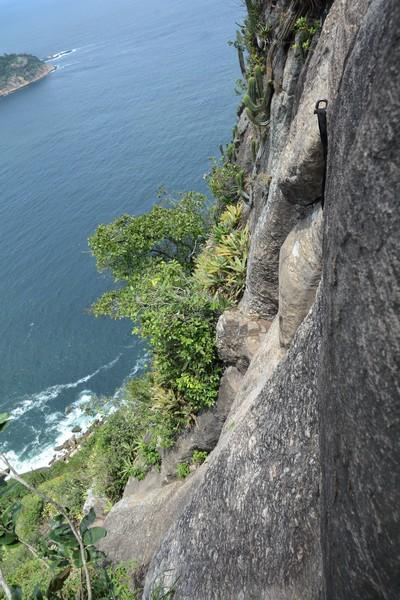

{"left": 102, "top": 1, "right": 400, "bottom": 597}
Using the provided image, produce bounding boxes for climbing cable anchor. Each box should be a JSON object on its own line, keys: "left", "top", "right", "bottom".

{"left": 314, "top": 99, "right": 328, "bottom": 208}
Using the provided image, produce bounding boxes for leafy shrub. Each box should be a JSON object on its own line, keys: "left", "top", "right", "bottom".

{"left": 15, "top": 494, "right": 43, "bottom": 543}
{"left": 93, "top": 260, "right": 222, "bottom": 415}
{"left": 89, "top": 392, "right": 155, "bottom": 501}
{"left": 206, "top": 161, "right": 243, "bottom": 205}
{"left": 2, "top": 549, "right": 50, "bottom": 599}
{"left": 39, "top": 474, "right": 86, "bottom": 521}
{"left": 176, "top": 463, "right": 190, "bottom": 479}
{"left": 107, "top": 562, "right": 140, "bottom": 600}
{"left": 90, "top": 190, "right": 222, "bottom": 417}
{"left": 89, "top": 191, "right": 209, "bottom": 280}
{"left": 191, "top": 450, "right": 208, "bottom": 465}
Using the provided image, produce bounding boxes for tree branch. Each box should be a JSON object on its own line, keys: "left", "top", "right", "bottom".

{"left": 0, "top": 455, "right": 92, "bottom": 600}
{"left": 19, "top": 539, "right": 50, "bottom": 569}
{"left": 0, "top": 566, "right": 12, "bottom": 600}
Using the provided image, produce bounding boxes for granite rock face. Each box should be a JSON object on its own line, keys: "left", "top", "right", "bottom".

{"left": 319, "top": 0, "right": 400, "bottom": 596}
{"left": 142, "top": 1, "right": 399, "bottom": 598}
{"left": 99, "top": 471, "right": 200, "bottom": 571}
{"left": 242, "top": 0, "right": 371, "bottom": 318}
{"left": 216, "top": 309, "right": 271, "bottom": 370}
{"left": 279, "top": 205, "right": 323, "bottom": 348}
{"left": 144, "top": 304, "right": 322, "bottom": 599}
{"left": 101, "top": 1, "right": 399, "bottom": 598}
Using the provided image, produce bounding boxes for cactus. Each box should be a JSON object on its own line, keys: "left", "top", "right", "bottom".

{"left": 226, "top": 143, "right": 235, "bottom": 162}
{"left": 244, "top": 0, "right": 264, "bottom": 52}
{"left": 243, "top": 67, "right": 271, "bottom": 127}
{"left": 235, "top": 170, "right": 250, "bottom": 203}
{"left": 254, "top": 65, "right": 264, "bottom": 97}
{"left": 251, "top": 138, "right": 259, "bottom": 162}
{"left": 236, "top": 31, "right": 247, "bottom": 78}
{"left": 248, "top": 77, "right": 258, "bottom": 103}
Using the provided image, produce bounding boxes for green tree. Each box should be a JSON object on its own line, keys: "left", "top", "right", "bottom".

{"left": 89, "top": 193, "right": 221, "bottom": 417}
{"left": 89, "top": 192, "right": 209, "bottom": 280}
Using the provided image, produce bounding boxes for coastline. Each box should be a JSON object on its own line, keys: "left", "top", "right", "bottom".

{"left": 0, "top": 64, "right": 56, "bottom": 97}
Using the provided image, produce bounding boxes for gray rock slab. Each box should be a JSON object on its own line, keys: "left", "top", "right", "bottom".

{"left": 99, "top": 473, "right": 200, "bottom": 570}
{"left": 216, "top": 309, "right": 271, "bottom": 369}
{"left": 279, "top": 205, "right": 323, "bottom": 348}
{"left": 144, "top": 303, "right": 322, "bottom": 599}
{"left": 319, "top": 0, "right": 400, "bottom": 597}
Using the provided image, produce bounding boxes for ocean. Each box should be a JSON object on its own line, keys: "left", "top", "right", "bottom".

{"left": 0, "top": 0, "right": 241, "bottom": 472}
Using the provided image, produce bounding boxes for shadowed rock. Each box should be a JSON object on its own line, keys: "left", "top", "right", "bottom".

{"left": 319, "top": 0, "right": 400, "bottom": 596}
{"left": 216, "top": 309, "right": 271, "bottom": 370}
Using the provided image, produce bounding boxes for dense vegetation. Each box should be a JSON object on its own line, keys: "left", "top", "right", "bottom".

{"left": 0, "top": 54, "right": 45, "bottom": 90}
{"left": 88, "top": 189, "right": 249, "bottom": 470}
{"left": 0, "top": 408, "right": 175, "bottom": 599}
{"left": 0, "top": 186, "right": 249, "bottom": 598}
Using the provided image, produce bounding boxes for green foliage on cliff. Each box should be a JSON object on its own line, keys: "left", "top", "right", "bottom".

{"left": 0, "top": 422, "right": 140, "bottom": 598}
{"left": 87, "top": 186, "right": 249, "bottom": 496}
{"left": 194, "top": 203, "right": 249, "bottom": 302}
{"left": 206, "top": 161, "right": 244, "bottom": 205}
{"left": 175, "top": 463, "right": 190, "bottom": 479}
{"left": 14, "top": 495, "right": 43, "bottom": 544}
{"left": 89, "top": 191, "right": 209, "bottom": 279}
{"left": 88, "top": 378, "right": 160, "bottom": 499}
{"left": 0, "top": 54, "right": 44, "bottom": 89}
{"left": 89, "top": 192, "right": 221, "bottom": 415}
{"left": 87, "top": 191, "right": 225, "bottom": 495}
{"left": 293, "top": 17, "right": 320, "bottom": 54}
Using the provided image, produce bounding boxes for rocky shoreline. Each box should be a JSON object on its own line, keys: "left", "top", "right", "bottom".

{"left": 48, "top": 420, "right": 102, "bottom": 467}
{"left": 0, "top": 63, "right": 56, "bottom": 97}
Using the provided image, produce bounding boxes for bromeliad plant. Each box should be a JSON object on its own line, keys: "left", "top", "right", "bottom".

{"left": 194, "top": 203, "right": 250, "bottom": 304}
{"left": 293, "top": 16, "right": 320, "bottom": 55}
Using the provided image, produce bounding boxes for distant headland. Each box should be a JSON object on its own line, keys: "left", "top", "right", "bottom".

{"left": 0, "top": 53, "right": 56, "bottom": 97}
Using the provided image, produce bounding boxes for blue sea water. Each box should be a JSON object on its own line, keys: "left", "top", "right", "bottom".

{"left": 0, "top": 0, "right": 241, "bottom": 471}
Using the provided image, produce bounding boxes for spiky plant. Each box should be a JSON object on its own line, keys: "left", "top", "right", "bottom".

{"left": 251, "top": 138, "right": 259, "bottom": 162}
{"left": 194, "top": 204, "right": 249, "bottom": 304}
{"left": 212, "top": 203, "right": 244, "bottom": 243}
{"left": 243, "top": 65, "right": 271, "bottom": 127}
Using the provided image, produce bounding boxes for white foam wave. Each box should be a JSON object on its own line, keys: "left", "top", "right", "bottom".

{"left": 3, "top": 356, "right": 147, "bottom": 475}
{"left": 10, "top": 355, "right": 121, "bottom": 419}
{"left": 3, "top": 390, "right": 95, "bottom": 474}
{"left": 46, "top": 48, "right": 77, "bottom": 61}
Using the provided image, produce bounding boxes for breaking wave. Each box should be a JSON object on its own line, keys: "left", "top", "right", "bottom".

{"left": 9, "top": 355, "right": 121, "bottom": 420}
{"left": 2, "top": 355, "right": 147, "bottom": 474}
